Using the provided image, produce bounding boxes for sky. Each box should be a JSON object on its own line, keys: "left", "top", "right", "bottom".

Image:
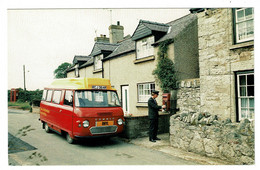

{"left": 5, "top": 0, "right": 257, "bottom": 91}
{"left": 7, "top": 8, "right": 190, "bottom": 90}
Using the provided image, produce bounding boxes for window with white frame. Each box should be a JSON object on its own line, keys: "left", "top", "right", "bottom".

{"left": 75, "top": 64, "right": 79, "bottom": 77}
{"left": 234, "top": 8, "right": 254, "bottom": 43}
{"left": 237, "top": 71, "right": 254, "bottom": 121}
{"left": 94, "top": 54, "right": 103, "bottom": 70}
{"left": 138, "top": 83, "right": 155, "bottom": 102}
{"left": 136, "top": 36, "right": 155, "bottom": 59}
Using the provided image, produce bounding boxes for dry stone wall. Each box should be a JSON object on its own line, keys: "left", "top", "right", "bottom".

{"left": 170, "top": 112, "right": 254, "bottom": 165}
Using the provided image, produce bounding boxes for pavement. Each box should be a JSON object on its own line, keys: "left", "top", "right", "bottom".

{"left": 124, "top": 133, "right": 233, "bottom": 165}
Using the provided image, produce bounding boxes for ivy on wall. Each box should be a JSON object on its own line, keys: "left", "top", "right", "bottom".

{"left": 152, "top": 39, "right": 177, "bottom": 93}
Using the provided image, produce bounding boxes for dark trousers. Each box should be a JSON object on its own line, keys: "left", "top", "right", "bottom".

{"left": 149, "top": 118, "right": 158, "bottom": 140}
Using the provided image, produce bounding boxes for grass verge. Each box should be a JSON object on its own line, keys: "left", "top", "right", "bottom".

{"left": 8, "top": 102, "right": 31, "bottom": 110}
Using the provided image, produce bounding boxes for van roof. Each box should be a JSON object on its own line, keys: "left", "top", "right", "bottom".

{"left": 46, "top": 78, "right": 116, "bottom": 90}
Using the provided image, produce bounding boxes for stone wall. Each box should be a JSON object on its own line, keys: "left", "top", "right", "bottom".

{"left": 170, "top": 112, "right": 254, "bottom": 165}
{"left": 177, "top": 78, "right": 200, "bottom": 114}
{"left": 121, "top": 114, "right": 170, "bottom": 139}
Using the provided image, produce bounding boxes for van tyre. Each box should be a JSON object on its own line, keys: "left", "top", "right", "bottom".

{"left": 44, "top": 123, "right": 51, "bottom": 133}
{"left": 66, "top": 133, "right": 75, "bottom": 144}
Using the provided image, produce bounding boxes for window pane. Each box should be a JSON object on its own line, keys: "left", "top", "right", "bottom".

{"left": 42, "top": 90, "right": 47, "bottom": 100}
{"left": 237, "top": 10, "right": 244, "bottom": 21}
{"left": 241, "top": 98, "right": 248, "bottom": 107}
{"left": 94, "top": 91, "right": 104, "bottom": 102}
{"left": 52, "top": 91, "right": 61, "bottom": 104}
{"left": 247, "top": 74, "right": 254, "bottom": 85}
{"left": 94, "top": 55, "right": 103, "bottom": 70}
{"left": 64, "top": 90, "right": 73, "bottom": 106}
{"left": 249, "top": 98, "right": 254, "bottom": 107}
{"left": 239, "top": 75, "right": 246, "bottom": 85}
{"left": 245, "top": 8, "right": 253, "bottom": 19}
{"left": 139, "top": 85, "right": 143, "bottom": 95}
{"left": 249, "top": 109, "right": 254, "bottom": 119}
{"left": 247, "top": 86, "right": 254, "bottom": 96}
{"left": 46, "top": 90, "right": 53, "bottom": 102}
{"left": 75, "top": 90, "right": 120, "bottom": 107}
{"left": 136, "top": 36, "right": 154, "bottom": 59}
{"left": 240, "top": 87, "right": 246, "bottom": 96}
{"left": 108, "top": 91, "right": 120, "bottom": 106}
{"left": 138, "top": 83, "right": 155, "bottom": 102}
{"left": 150, "top": 83, "right": 155, "bottom": 91}
{"left": 241, "top": 108, "right": 247, "bottom": 118}
{"left": 246, "top": 20, "right": 254, "bottom": 38}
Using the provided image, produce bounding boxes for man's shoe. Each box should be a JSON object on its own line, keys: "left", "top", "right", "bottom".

{"left": 155, "top": 137, "right": 161, "bottom": 140}
{"left": 149, "top": 139, "right": 156, "bottom": 142}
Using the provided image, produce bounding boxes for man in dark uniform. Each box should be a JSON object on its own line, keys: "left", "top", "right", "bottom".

{"left": 148, "top": 90, "right": 166, "bottom": 142}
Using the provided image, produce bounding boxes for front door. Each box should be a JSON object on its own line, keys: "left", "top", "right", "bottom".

{"left": 122, "top": 86, "right": 130, "bottom": 116}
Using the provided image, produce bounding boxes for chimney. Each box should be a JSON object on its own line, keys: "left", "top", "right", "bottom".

{"left": 109, "top": 21, "right": 124, "bottom": 44}
{"left": 94, "top": 34, "right": 109, "bottom": 43}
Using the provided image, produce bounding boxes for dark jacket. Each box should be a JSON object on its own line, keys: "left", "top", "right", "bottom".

{"left": 148, "top": 97, "right": 162, "bottom": 119}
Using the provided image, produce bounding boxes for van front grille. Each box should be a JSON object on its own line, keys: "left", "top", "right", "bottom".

{"left": 90, "top": 126, "right": 117, "bottom": 135}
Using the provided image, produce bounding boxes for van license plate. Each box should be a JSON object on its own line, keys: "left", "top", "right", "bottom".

{"left": 96, "top": 121, "right": 114, "bottom": 127}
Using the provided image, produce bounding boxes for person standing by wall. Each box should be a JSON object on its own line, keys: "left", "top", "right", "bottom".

{"left": 148, "top": 90, "right": 166, "bottom": 142}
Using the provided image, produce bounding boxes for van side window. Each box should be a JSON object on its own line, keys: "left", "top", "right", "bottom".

{"left": 52, "top": 90, "right": 62, "bottom": 104}
{"left": 64, "top": 90, "right": 73, "bottom": 106}
{"left": 42, "top": 90, "right": 47, "bottom": 101}
{"left": 46, "top": 90, "right": 53, "bottom": 102}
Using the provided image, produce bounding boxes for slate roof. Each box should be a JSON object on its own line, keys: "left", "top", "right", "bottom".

{"left": 90, "top": 42, "right": 119, "bottom": 56}
{"left": 103, "top": 38, "right": 135, "bottom": 61}
{"left": 78, "top": 42, "right": 119, "bottom": 68}
{"left": 73, "top": 55, "right": 91, "bottom": 65}
{"left": 154, "top": 13, "right": 197, "bottom": 45}
{"left": 132, "top": 20, "right": 170, "bottom": 41}
{"left": 140, "top": 20, "right": 170, "bottom": 32}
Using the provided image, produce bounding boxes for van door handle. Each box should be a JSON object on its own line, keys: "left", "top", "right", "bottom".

{"left": 59, "top": 109, "right": 62, "bottom": 112}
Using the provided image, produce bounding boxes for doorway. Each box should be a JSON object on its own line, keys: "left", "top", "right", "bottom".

{"left": 121, "top": 85, "right": 130, "bottom": 116}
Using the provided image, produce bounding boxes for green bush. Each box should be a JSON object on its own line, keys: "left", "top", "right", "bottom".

{"left": 153, "top": 39, "right": 177, "bottom": 92}
{"left": 8, "top": 88, "right": 43, "bottom": 103}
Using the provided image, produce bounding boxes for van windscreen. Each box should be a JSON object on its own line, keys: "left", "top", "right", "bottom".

{"left": 75, "top": 90, "right": 121, "bottom": 107}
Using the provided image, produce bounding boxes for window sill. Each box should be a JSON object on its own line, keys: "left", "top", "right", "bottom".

{"left": 230, "top": 41, "right": 254, "bottom": 50}
{"left": 93, "top": 69, "right": 103, "bottom": 74}
{"left": 134, "top": 55, "right": 155, "bottom": 64}
{"left": 136, "top": 102, "right": 148, "bottom": 108}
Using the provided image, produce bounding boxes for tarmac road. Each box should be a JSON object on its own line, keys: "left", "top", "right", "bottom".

{"left": 8, "top": 109, "right": 199, "bottom": 165}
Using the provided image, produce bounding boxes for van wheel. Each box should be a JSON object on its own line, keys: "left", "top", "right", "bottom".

{"left": 66, "top": 133, "right": 75, "bottom": 144}
{"left": 44, "top": 123, "right": 51, "bottom": 133}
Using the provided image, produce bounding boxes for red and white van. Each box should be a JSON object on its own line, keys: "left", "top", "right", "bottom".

{"left": 40, "top": 78, "right": 125, "bottom": 144}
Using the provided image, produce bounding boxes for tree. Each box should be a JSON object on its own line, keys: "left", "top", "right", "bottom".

{"left": 54, "top": 62, "right": 72, "bottom": 79}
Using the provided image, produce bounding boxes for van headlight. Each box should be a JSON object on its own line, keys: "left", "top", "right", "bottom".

{"left": 117, "top": 118, "right": 123, "bottom": 125}
{"left": 82, "top": 120, "right": 89, "bottom": 128}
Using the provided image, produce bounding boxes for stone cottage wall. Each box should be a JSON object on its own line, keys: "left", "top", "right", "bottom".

{"left": 197, "top": 8, "right": 254, "bottom": 122}
{"left": 170, "top": 112, "right": 254, "bottom": 165}
{"left": 177, "top": 78, "right": 200, "bottom": 114}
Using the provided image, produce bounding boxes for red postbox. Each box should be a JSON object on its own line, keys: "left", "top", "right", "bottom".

{"left": 162, "top": 93, "right": 171, "bottom": 111}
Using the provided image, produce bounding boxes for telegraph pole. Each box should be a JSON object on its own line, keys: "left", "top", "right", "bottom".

{"left": 23, "top": 65, "right": 26, "bottom": 91}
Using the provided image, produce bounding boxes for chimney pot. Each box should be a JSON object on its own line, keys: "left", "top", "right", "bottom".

{"left": 117, "top": 21, "right": 120, "bottom": 25}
